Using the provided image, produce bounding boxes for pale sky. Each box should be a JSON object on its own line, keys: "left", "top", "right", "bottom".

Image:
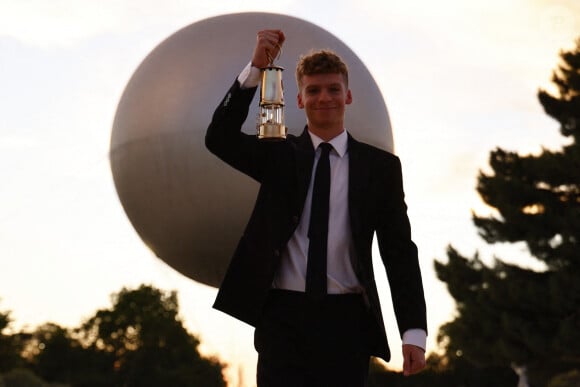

{"left": 1, "top": 1, "right": 578, "bottom": 386}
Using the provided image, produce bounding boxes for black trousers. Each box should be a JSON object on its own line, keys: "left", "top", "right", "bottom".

{"left": 254, "top": 289, "right": 372, "bottom": 387}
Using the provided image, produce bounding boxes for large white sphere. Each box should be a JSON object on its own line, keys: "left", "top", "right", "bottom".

{"left": 110, "top": 12, "right": 393, "bottom": 288}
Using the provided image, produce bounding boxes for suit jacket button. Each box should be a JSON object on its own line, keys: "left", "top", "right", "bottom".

{"left": 274, "top": 249, "right": 280, "bottom": 257}
{"left": 292, "top": 215, "right": 299, "bottom": 224}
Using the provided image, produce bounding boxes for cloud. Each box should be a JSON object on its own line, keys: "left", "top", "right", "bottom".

{"left": 0, "top": 135, "right": 39, "bottom": 150}
{"left": 0, "top": 0, "right": 300, "bottom": 49}
{"left": 0, "top": 1, "right": 200, "bottom": 48}
{"left": 2, "top": 1, "right": 121, "bottom": 47}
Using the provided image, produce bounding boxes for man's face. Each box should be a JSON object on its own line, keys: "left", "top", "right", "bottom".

{"left": 297, "top": 73, "right": 352, "bottom": 130}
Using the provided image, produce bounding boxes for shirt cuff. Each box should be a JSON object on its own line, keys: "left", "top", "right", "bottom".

{"left": 402, "top": 329, "right": 427, "bottom": 350}
{"left": 237, "top": 61, "right": 261, "bottom": 89}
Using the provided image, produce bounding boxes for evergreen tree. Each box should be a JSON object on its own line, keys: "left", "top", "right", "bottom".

{"left": 435, "top": 38, "right": 580, "bottom": 386}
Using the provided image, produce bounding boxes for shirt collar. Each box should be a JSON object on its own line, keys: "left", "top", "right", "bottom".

{"left": 308, "top": 129, "right": 348, "bottom": 158}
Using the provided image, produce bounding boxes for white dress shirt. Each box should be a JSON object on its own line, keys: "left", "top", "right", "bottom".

{"left": 273, "top": 130, "right": 363, "bottom": 294}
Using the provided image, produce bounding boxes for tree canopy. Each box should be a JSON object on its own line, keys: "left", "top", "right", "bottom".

{"left": 435, "top": 37, "right": 580, "bottom": 386}
{"left": 77, "top": 285, "right": 226, "bottom": 387}
{"left": 0, "top": 308, "right": 24, "bottom": 374}
{"left": 0, "top": 285, "right": 226, "bottom": 387}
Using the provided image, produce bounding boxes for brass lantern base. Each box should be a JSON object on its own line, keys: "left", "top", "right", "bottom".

{"left": 258, "top": 123, "right": 287, "bottom": 140}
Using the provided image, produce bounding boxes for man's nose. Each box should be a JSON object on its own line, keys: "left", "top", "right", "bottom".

{"left": 318, "top": 89, "right": 332, "bottom": 101}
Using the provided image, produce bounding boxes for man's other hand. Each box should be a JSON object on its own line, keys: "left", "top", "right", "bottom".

{"left": 402, "top": 344, "right": 426, "bottom": 376}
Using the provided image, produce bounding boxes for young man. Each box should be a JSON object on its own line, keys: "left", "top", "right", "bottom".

{"left": 206, "top": 29, "right": 427, "bottom": 386}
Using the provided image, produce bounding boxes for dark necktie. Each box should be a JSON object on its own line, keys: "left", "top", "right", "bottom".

{"left": 306, "top": 142, "right": 332, "bottom": 298}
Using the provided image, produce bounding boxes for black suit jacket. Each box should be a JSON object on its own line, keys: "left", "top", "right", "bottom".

{"left": 205, "top": 79, "right": 427, "bottom": 361}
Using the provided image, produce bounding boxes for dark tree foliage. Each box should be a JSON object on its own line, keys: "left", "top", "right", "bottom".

{"left": 435, "top": 38, "right": 580, "bottom": 386}
{"left": 1, "top": 285, "right": 226, "bottom": 387}
{"left": 0, "top": 368, "right": 52, "bottom": 387}
{"left": 26, "top": 322, "right": 111, "bottom": 387}
{"left": 77, "top": 284, "right": 227, "bottom": 387}
{"left": 368, "top": 354, "right": 517, "bottom": 387}
{"left": 0, "top": 308, "right": 24, "bottom": 373}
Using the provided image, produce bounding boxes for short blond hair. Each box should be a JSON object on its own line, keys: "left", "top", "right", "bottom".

{"left": 295, "top": 49, "right": 349, "bottom": 88}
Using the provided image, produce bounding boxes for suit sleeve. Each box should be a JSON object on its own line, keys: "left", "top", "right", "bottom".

{"left": 205, "top": 79, "right": 268, "bottom": 182}
{"left": 375, "top": 155, "right": 427, "bottom": 337}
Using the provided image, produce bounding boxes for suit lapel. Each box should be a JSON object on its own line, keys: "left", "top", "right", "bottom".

{"left": 347, "top": 135, "right": 370, "bottom": 239}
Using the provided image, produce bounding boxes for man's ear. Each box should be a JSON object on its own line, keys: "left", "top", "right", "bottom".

{"left": 297, "top": 92, "right": 304, "bottom": 109}
{"left": 345, "top": 89, "right": 353, "bottom": 105}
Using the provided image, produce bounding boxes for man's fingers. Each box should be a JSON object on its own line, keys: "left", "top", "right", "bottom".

{"left": 253, "top": 30, "right": 285, "bottom": 67}
{"left": 258, "top": 30, "right": 284, "bottom": 47}
{"left": 276, "top": 30, "right": 286, "bottom": 45}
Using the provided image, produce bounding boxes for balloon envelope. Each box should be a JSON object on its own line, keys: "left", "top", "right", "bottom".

{"left": 110, "top": 12, "right": 393, "bottom": 288}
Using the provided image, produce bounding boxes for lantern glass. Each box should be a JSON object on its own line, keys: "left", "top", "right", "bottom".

{"left": 258, "top": 104, "right": 286, "bottom": 140}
